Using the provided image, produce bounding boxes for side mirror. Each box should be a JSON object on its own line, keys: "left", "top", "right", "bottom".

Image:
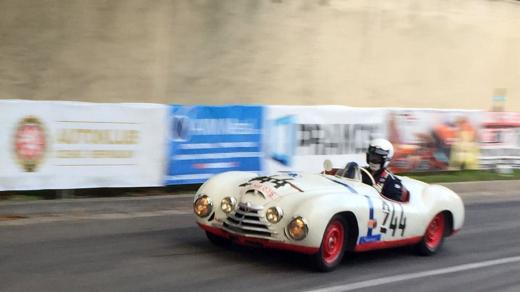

{"left": 323, "top": 159, "right": 333, "bottom": 172}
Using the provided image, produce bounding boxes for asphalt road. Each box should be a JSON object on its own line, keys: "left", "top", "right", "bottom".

{"left": 1, "top": 195, "right": 520, "bottom": 292}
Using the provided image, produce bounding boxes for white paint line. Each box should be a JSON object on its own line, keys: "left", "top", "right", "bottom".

{"left": 306, "top": 255, "right": 520, "bottom": 292}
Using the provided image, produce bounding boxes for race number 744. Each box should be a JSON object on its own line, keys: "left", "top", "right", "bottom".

{"left": 380, "top": 201, "right": 406, "bottom": 237}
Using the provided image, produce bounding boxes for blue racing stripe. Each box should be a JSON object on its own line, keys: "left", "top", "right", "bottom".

{"left": 365, "top": 195, "right": 374, "bottom": 220}
{"left": 326, "top": 178, "right": 358, "bottom": 194}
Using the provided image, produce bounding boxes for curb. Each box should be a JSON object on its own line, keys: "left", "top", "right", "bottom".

{"left": 439, "top": 180, "right": 514, "bottom": 194}
{"left": 0, "top": 193, "right": 194, "bottom": 217}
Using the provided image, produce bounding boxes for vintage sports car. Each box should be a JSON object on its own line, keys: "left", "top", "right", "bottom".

{"left": 193, "top": 161, "right": 464, "bottom": 272}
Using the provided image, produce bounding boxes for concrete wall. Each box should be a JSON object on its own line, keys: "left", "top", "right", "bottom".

{"left": 1, "top": 0, "right": 519, "bottom": 110}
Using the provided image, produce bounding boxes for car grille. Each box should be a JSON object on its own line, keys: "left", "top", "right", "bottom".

{"left": 223, "top": 202, "right": 272, "bottom": 238}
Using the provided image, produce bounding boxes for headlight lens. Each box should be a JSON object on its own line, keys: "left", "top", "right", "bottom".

{"left": 220, "top": 197, "right": 237, "bottom": 214}
{"left": 287, "top": 216, "right": 308, "bottom": 240}
{"left": 194, "top": 195, "right": 213, "bottom": 218}
{"left": 265, "top": 206, "right": 283, "bottom": 224}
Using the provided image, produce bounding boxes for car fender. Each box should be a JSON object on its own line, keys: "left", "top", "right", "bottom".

{"left": 421, "top": 184, "right": 465, "bottom": 232}
{"left": 286, "top": 192, "right": 369, "bottom": 248}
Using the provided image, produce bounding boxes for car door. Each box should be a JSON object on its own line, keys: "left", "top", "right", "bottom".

{"left": 375, "top": 192, "right": 427, "bottom": 241}
{"left": 357, "top": 190, "right": 424, "bottom": 247}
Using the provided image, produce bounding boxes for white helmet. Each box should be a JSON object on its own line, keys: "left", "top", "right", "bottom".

{"left": 366, "top": 138, "right": 394, "bottom": 171}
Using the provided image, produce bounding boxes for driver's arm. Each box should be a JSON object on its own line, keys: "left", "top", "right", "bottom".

{"left": 382, "top": 177, "right": 408, "bottom": 202}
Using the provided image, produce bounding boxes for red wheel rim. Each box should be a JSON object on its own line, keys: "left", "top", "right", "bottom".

{"left": 322, "top": 220, "right": 345, "bottom": 264}
{"left": 425, "top": 213, "right": 445, "bottom": 250}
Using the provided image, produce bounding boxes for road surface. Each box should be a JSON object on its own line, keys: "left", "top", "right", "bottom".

{"left": 1, "top": 194, "right": 520, "bottom": 291}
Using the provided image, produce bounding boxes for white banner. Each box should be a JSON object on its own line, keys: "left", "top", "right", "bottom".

{"left": 0, "top": 100, "right": 167, "bottom": 190}
{"left": 480, "top": 112, "right": 520, "bottom": 169}
{"left": 264, "top": 105, "right": 387, "bottom": 173}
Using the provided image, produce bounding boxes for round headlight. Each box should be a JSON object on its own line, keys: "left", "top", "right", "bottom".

{"left": 265, "top": 206, "right": 283, "bottom": 224}
{"left": 194, "top": 195, "right": 213, "bottom": 218}
{"left": 287, "top": 216, "right": 308, "bottom": 240}
{"left": 220, "top": 197, "right": 237, "bottom": 214}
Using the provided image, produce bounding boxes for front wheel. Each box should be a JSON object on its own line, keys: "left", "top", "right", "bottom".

{"left": 416, "top": 212, "right": 446, "bottom": 256}
{"left": 311, "top": 215, "right": 347, "bottom": 272}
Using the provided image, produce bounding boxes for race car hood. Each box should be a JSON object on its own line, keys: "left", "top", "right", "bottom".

{"left": 236, "top": 172, "right": 360, "bottom": 206}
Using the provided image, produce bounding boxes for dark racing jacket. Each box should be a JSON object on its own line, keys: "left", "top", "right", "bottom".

{"left": 363, "top": 168, "right": 409, "bottom": 202}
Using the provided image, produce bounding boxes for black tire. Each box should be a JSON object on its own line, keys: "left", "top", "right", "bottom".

{"left": 416, "top": 212, "right": 446, "bottom": 256}
{"left": 206, "top": 231, "right": 231, "bottom": 247}
{"left": 311, "top": 215, "right": 348, "bottom": 272}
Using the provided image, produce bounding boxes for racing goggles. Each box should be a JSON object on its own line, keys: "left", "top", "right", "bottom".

{"left": 367, "top": 146, "right": 388, "bottom": 164}
{"left": 367, "top": 152, "right": 384, "bottom": 164}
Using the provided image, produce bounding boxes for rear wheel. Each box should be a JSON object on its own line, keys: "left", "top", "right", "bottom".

{"left": 417, "top": 212, "right": 446, "bottom": 255}
{"left": 206, "top": 231, "right": 231, "bottom": 247}
{"left": 311, "top": 215, "right": 347, "bottom": 272}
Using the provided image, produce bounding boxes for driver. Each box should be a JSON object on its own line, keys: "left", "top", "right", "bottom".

{"left": 363, "top": 138, "right": 409, "bottom": 202}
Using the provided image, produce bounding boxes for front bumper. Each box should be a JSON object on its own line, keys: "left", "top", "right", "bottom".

{"left": 198, "top": 223, "right": 319, "bottom": 255}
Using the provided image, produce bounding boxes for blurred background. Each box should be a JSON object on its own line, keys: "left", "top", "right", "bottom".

{"left": 1, "top": 0, "right": 519, "bottom": 110}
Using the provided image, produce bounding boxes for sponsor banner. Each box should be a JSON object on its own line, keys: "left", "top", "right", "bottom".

{"left": 387, "top": 109, "right": 482, "bottom": 172}
{"left": 165, "top": 105, "right": 264, "bottom": 185}
{"left": 264, "top": 105, "right": 386, "bottom": 173}
{"left": 0, "top": 100, "right": 167, "bottom": 190}
{"left": 480, "top": 112, "right": 520, "bottom": 169}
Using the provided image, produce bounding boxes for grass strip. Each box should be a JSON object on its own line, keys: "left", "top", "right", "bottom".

{"left": 401, "top": 169, "right": 520, "bottom": 183}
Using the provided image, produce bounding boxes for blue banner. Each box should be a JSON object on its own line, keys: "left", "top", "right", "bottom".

{"left": 165, "top": 105, "right": 264, "bottom": 185}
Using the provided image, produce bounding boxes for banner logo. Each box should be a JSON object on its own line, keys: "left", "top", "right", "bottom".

{"left": 171, "top": 115, "right": 191, "bottom": 142}
{"left": 165, "top": 106, "right": 264, "bottom": 185}
{"left": 268, "top": 115, "right": 379, "bottom": 167}
{"left": 269, "top": 115, "right": 296, "bottom": 166}
{"left": 13, "top": 116, "right": 47, "bottom": 172}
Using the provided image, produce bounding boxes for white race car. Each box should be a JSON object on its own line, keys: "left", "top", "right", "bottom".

{"left": 193, "top": 162, "right": 464, "bottom": 272}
